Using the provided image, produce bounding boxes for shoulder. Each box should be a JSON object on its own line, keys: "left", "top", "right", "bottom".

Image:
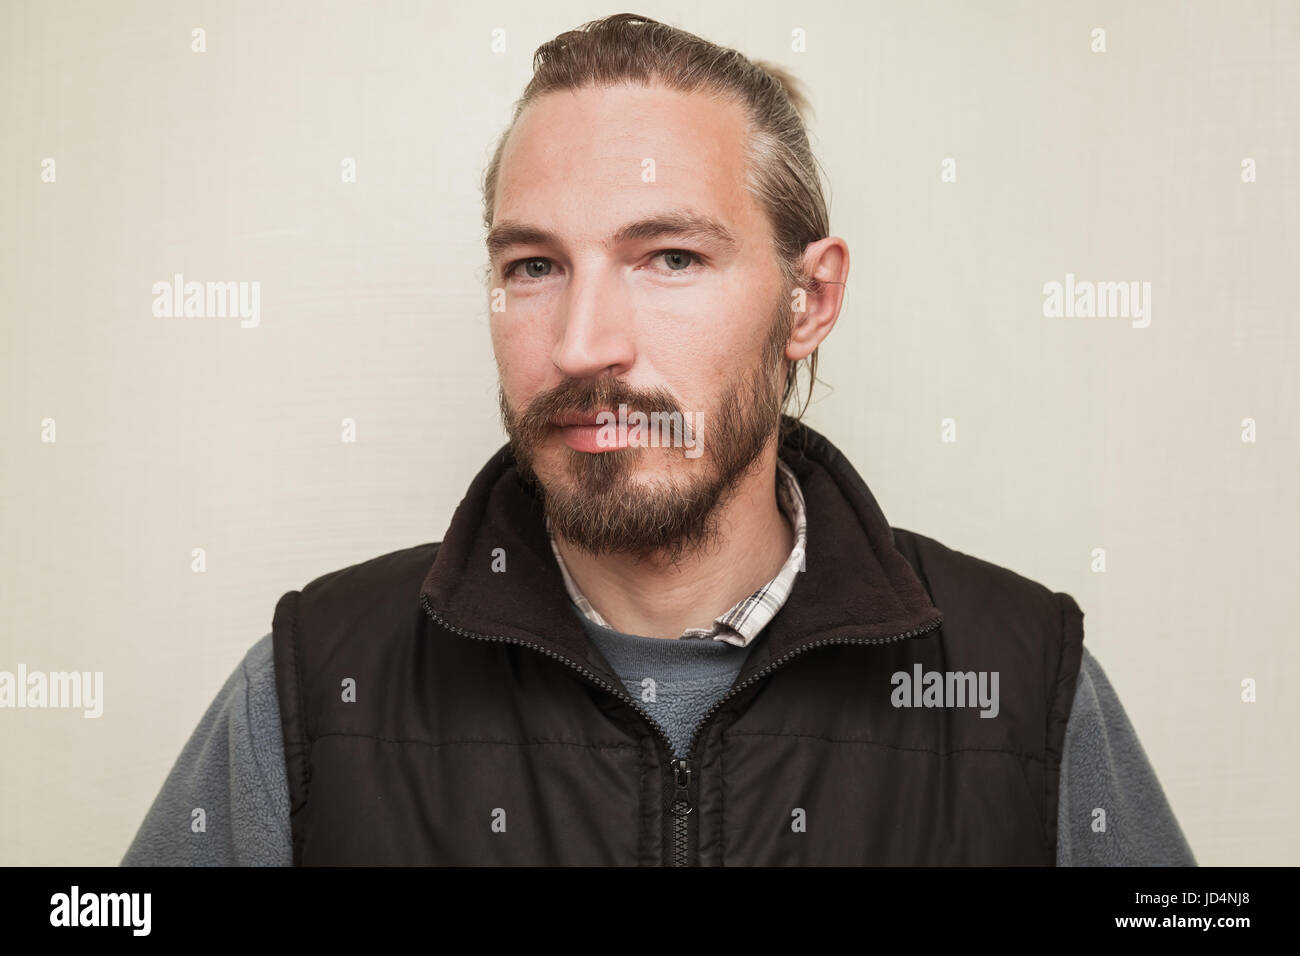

{"left": 890, "top": 526, "right": 1082, "bottom": 625}
{"left": 890, "top": 527, "right": 1086, "bottom": 732}
{"left": 297, "top": 541, "right": 441, "bottom": 597}
{"left": 275, "top": 542, "right": 441, "bottom": 630}
{"left": 272, "top": 543, "right": 449, "bottom": 706}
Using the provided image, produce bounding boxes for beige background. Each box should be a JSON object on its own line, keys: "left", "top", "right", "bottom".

{"left": 1, "top": 0, "right": 1296, "bottom": 866}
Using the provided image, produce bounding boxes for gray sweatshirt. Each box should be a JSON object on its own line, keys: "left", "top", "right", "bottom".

{"left": 120, "top": 607, "right": 1197, "bottom": 866}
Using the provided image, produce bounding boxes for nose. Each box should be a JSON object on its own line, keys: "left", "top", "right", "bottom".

{"left": 550, "top": 260, "right": 636, "bottom": 379}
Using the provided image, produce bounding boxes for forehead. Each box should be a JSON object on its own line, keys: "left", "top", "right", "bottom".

{"left": 492, "top": 82, "right": 762, "bottom": 240}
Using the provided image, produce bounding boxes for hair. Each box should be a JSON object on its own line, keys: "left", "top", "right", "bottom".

{"left": 481, "top": 12, "right": 832, "bottom": 424}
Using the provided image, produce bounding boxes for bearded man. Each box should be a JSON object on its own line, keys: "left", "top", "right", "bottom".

{"left": 123, "top": 13, "right": 1194, "bottom": 867}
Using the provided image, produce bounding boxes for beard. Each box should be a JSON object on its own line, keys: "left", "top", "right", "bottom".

{"left": 499, "top": 296, "right": 793, "bottom": 566}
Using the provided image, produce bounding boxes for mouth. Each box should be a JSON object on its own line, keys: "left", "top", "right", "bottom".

{"left": 550, "top": 408, "right": 629, "bottom": 453}
{"left": 551, "top": 408, "right": 617, "bottom": 427}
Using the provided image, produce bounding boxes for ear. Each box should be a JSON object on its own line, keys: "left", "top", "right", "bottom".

{"left": 786, "top": 237, "right": 849, "bottom": 362}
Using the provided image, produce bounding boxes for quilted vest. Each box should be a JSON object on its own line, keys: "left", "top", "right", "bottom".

{"left": 272, "top": 419, "right": 1085, "bottom": 865}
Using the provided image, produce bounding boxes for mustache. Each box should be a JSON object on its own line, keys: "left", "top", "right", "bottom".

{"left": 503, "top": 378, "right": 685, "bottom": 445}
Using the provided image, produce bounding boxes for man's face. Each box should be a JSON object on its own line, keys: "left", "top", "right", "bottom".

{"left": 488, "top": 82, "right": 793, "bottom": 562}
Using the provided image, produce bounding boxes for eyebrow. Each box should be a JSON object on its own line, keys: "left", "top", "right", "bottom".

{"left": 485, "top": 211, "right": 739, "bottom": 263}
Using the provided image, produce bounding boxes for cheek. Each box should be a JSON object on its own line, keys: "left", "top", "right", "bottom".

{"left": 490, "top": 315, "right": 563, "bottom": 418}
{"left": 637, "top": 284, "right": 773, "bottom": 392}
{"left": 657, "top": 287, "right": 766, "bottom": 360}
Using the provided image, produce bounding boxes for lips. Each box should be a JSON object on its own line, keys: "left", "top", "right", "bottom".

{"left": 553, "top": 409, "right": 617, "bottom": 427}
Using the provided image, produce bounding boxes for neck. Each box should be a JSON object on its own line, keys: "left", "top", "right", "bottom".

{"left": 552, "top": 443, "right": 794, "bottom": 640}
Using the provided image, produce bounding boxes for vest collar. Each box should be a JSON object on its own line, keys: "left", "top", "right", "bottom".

{"left": 419, "top": 416, "right": 942, "bottom": 677}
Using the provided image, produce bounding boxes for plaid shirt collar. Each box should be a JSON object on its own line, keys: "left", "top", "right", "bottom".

{"left": 546, "top": 459, "right": 807, "bottom": 647}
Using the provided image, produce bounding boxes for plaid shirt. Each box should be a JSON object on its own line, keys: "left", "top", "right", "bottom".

{"left": 546, "top": 459, "right": 807, "bottom": 647}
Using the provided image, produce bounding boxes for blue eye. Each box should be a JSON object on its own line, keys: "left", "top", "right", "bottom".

{"left": 658, "top": 250, "right": 697, "bottom": 271}
{"left": 507, "top": 258, "right": 552, "bottom": 279}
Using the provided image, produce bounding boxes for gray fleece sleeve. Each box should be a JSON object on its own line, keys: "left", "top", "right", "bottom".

{"left": 1055, "top": 646, "right": 1197, "bottom": 866}
{"left": 120, "top": 633, "right": 292, "bottom": 866}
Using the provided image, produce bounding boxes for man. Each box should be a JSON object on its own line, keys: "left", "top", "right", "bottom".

{"left": 122, "top": 13, "right": 1195, "bottom": 866}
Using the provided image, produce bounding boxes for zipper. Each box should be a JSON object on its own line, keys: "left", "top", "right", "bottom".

{"left": 670, "top": 757, "right": 692, "bottom": 867}
{"left": 420, "top": 592, "right": 941, "bottom": 866}
{"left": 662, "top": 615, "right": 944, "bottom": 864}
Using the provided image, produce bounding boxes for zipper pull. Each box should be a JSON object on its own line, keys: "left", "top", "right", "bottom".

{"left": 671, "top": 757, "right": 693, "bottom": 815}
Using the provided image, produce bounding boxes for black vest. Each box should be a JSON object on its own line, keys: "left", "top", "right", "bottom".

{"left": 272, "top": 419, "right": 1085, "bottom": 865}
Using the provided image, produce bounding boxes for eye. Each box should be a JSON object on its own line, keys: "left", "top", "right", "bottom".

{"left": 502, "top": 250, "right": 702, "bottom": 282}
{"left": 504, "top": 257, "right": 554, "bottom": 281}
{"left": 654, "top": 250, "right": 699, "bottom": 272}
